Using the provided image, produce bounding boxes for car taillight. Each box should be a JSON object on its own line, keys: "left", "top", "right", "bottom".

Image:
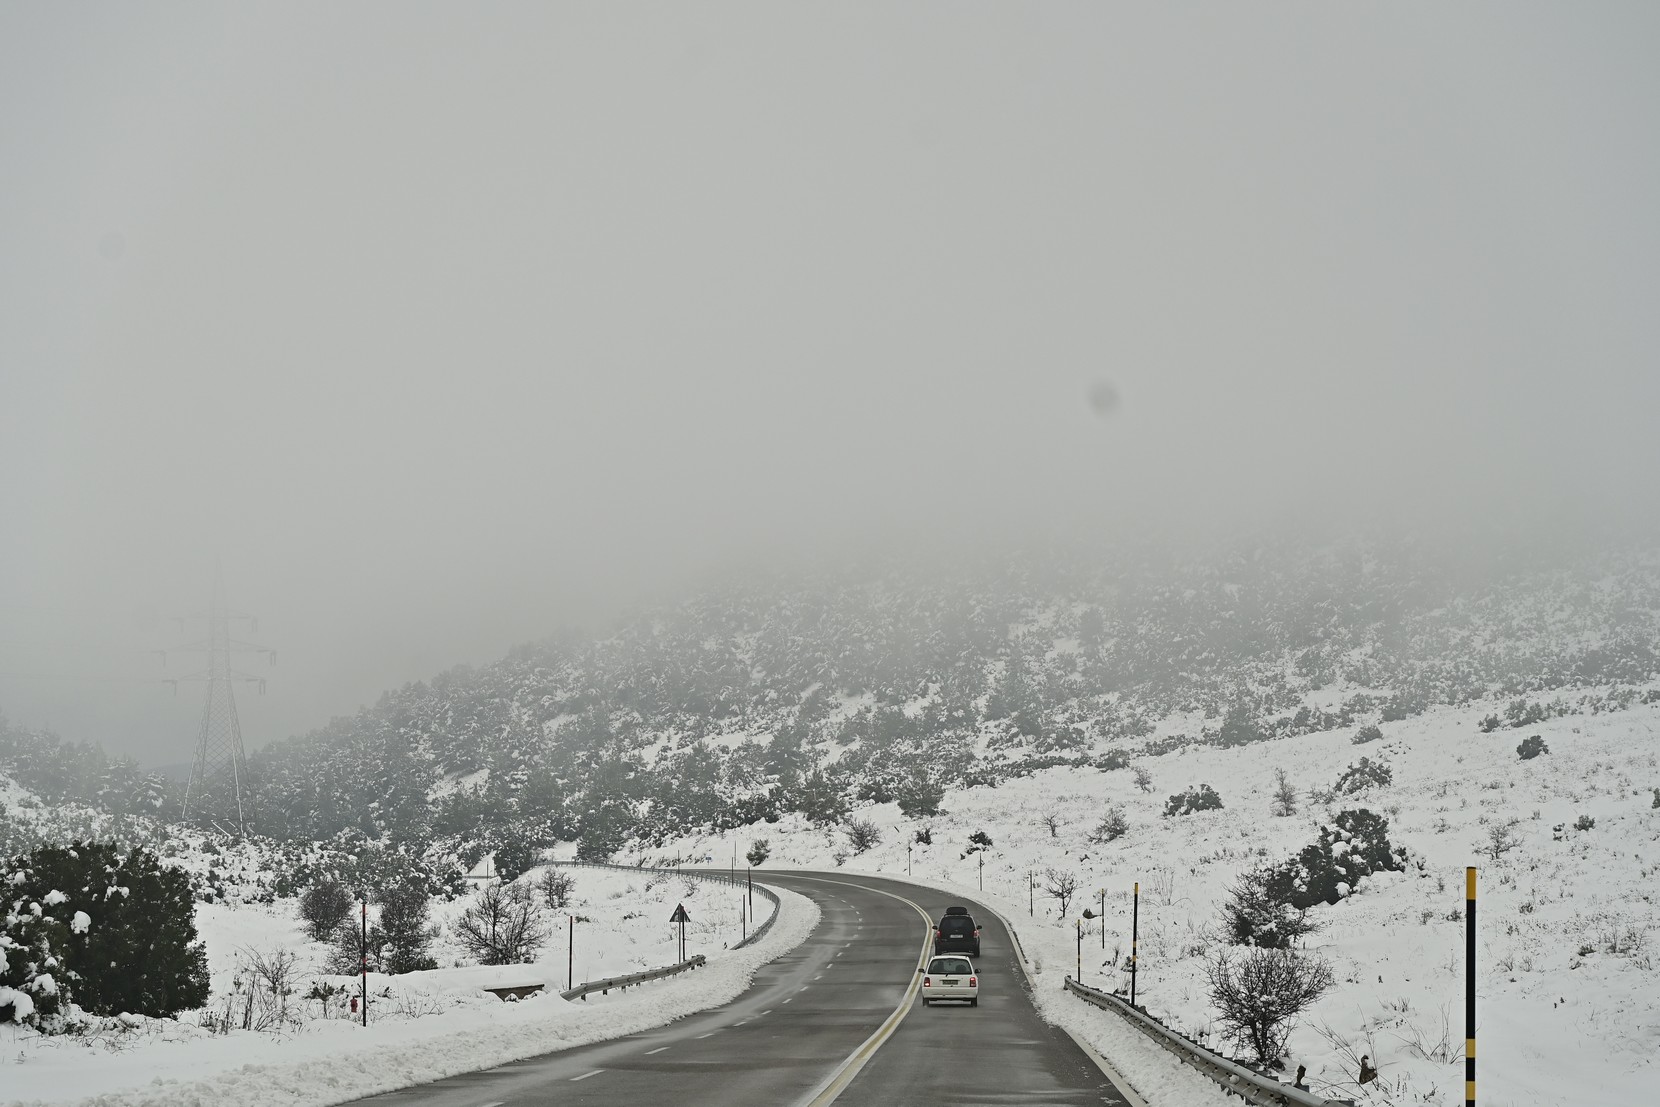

{"left": 922, "top": 977, "right": 931, "bottom": 987}
{"left": 969, "top": 977, "right": 977, "bottom": 986}
{"left": 974, "top": 928, "right": 981, "bottom": 936}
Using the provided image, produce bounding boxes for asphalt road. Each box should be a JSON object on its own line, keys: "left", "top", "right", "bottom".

{"left": 345, "top": 870, "right": 1137, "bottom": 1107}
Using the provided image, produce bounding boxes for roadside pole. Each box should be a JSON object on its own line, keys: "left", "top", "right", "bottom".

{"left": 1130, "top": 881, "right": 1139, "bottom": 1007}
{"left": 1467, "top": 867, "right": 1477, "bottom": 1107}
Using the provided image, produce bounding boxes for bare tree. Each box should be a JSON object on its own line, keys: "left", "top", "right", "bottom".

{"left": 1483, "top": 821, "right": 1521, "bottom": 861}
{"left": 1132, "top": 765, "right": 1154, "bottom": 793}
{"left": 538, "top": 867, "right": 576, "bottom": 909}
{"left": 1043, "top": 868, "right": 1079, "bottom": 918}
{"left": 1040, "top": 814, "right": 1061, "bottom": 838}
{"left": 1206, "top": 946, "right": 1335, "bottom": 1064}
{"left": 1271, "top": 768, "right": 1298, "bottom": 818}
{"left": 455, "top": 882, "right": 550, "bottom": 966}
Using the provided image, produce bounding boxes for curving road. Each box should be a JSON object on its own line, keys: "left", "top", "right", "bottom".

{"left": 346, "top": 870, "right": 1139, "bottom": 1107}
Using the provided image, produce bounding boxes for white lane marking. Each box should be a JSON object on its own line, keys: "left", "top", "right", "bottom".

{"left": 783, "top": 997, "right": 793, "bottom": 1004}
{"left": 734, "top": 1019, "right": 749, "bottom": 1026}
{"left": 697, "top": 1032, "right": 715, "bottom": 1039}
{"left": 645, "top": 1047, "right": 668, "bottom": 1055}
{"left": 571, "top": 1070, "right": 602, "bottom": 1081}
{"left": 760, "top": 1009, "right": 773, "bottom": 1015}
{"left": 480, "top": 1102, "right": 506, "bottom": 1107}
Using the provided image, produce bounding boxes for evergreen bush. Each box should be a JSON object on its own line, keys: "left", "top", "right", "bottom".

{"left": 299, "top": 879, "right": 353, "bottom": 943}
{"left": 2, "top": 840, "right": 208, "bottom": 1021}
{"left": 1164, "top": 784, "right": 1224, "bottom": 817}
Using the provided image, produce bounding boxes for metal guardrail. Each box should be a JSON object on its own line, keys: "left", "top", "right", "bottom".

{"left": 1062, "top": 976, "right": 1354, "bottom": 1107}
{"left": 561, "top": 954, "right": 707, "bottom": 1001}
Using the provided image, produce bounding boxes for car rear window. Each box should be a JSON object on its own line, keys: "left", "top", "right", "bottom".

{"left": 932, "top": 958, "right": 972, "bottom": 975}
{"left": 939, "top": 917, "right": 975, "bottom": 934}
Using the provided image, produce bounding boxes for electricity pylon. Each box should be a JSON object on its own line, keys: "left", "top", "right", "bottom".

{"left": 168, "top": 563, "right": 274, "bottom": 834}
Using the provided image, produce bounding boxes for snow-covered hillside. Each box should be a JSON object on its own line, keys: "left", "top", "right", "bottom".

{"left": 636, "top": 699, "right": 1660, "bottom": 1107}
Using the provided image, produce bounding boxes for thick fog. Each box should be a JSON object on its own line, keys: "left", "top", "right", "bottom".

{"left": 3, "top": 3, "right": 1658, "bottom": 766}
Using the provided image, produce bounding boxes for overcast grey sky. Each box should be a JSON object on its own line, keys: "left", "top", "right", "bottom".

{"left": 3, "top": 3, "right": 1658, "bottom": 766}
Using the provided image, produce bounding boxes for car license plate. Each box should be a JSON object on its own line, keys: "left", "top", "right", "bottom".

{"left": 942, "top": 978, "right": 958, "bottom": 986}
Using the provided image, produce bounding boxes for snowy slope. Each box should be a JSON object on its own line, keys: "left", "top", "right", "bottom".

{"left": 636, "top": 699, "right": 1660, "bottom": 1107}
{"left": 1, "top": 865, "right": 805, "bottom": 1107}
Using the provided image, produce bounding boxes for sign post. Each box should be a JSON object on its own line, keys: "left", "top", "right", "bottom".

{"left": 670, "top": 902, "right": 691, "bottom": 963}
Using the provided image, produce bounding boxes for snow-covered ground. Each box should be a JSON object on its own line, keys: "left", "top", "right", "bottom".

{"left": 638, "top": 700, "right": 1660, "bottom": 1107}
{"left": 1, "top": 865, "right": 808, "bottom": 1107}
{"left": 5, "top": 699, "right": 1656, "bottom": 1107}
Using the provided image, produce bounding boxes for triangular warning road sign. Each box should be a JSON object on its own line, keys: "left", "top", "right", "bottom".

{"left": 669, "top": 903, "right": 691, "bottom": 923}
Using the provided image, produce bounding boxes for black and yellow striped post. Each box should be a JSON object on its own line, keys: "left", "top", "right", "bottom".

{"left": 1466, "top": 866, "right": 1477, "bottom": 1106}
{"left": 1130, "top": 881, "right": 1140, "bottom": 1007}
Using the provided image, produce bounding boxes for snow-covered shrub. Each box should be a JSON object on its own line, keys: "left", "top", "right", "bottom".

{"left": 1334, "top": 757, "right": 1393, "bottom": 794}
{"left": 894, "top": 773, "right": 945, "bottom": 819}
{"left": 3, "top": 840, "right": 208, "bottom": 1021}
{"left": 845, "top": 818, "right": 880, "bottom": 854}
{"left": 299, "top": 879, "right": 353, "bottom": 942}
{"left": 966, "top": 829, "right": 993, "bottom": 853}
{"left": 1352, "top": 724, "right": 1383, "bottom": 745}
{"left": 1517, "top": 734, "right": 1549, "bottom": 760}
{"left": 1163, "top": 784, "right": 1223, "bottom": 817}
{"left": 1574, "top": 814, "right": 1595, "bottom": 831}
{"left": 1217, "top": 706, "right": 1264, "bottom": 748}
{"left": 0, "top": 864, "right": 77, "bottom": 1028}
{"left": 1219, "top": 865, "right": 1322, "bottom": 950}
{"left": 745, "top": 838, "right": 771, "bottom": 867}
{"left": 1229, "top": 808, "right": 1408, "bottom": 943}
{"left": 1270, "top": 768, "right": 1298, "bottom": 817}
{"left": 1087, "top": 807, "right": 1128, "bottom": 843}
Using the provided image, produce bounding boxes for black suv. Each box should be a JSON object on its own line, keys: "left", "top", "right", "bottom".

{"left": 933, "top": 905, "right": 981, "bottom": 958}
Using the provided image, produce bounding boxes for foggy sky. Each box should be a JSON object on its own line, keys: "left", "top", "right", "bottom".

{"left": 4, "top": 3, "right": 1659, "bottom": 766}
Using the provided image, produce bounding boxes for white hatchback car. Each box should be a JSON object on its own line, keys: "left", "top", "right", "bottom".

{"left": 920, "top": 954, "right": 979, "bottom": 1006}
